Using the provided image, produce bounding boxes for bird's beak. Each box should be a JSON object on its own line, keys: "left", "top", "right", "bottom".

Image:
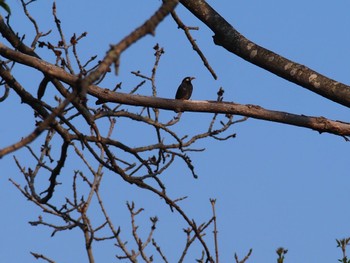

{"left": 190, "top": 77, "right": 196, "bottom": 81}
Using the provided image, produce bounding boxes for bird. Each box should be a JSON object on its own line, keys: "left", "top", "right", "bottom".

{"left": 175, "top": 77, "right": 195, "bottom": 100}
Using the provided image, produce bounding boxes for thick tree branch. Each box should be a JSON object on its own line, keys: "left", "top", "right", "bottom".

{"left": 90, "top": 89, "right": 350, "bottom": 137}
{"left": 0, "top": 16, "right": 39, "bottom": 58}
{"left": 0, "top": 44, "right": 348, "bottom": 137}
{"left": 179, "top": 0, "right": 350, "bottom": 108}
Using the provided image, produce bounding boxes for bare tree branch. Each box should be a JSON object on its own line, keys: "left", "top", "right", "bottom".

{"left": 180, "top": 0, "right": 350, "bottom": 108}
{"left": 90, "top": 89, "right": 350, "bottom": 138}
{"left": 0, "top": 42, "right": 348, "bottom": 139}
{"left": 2, "top": 1, "right": 349, "bottom": 262}
{"left": 81, "top": 0, "right": 179, "bottom": 87}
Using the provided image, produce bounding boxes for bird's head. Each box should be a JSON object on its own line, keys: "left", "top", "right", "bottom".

{"left": 183, "top": 76, "right": 195, "bottom": 83}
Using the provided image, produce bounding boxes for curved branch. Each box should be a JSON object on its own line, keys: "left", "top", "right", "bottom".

{"left": 0, "top": 16, "right": 39, "bottom": 57}
{"left": 0, "top": 63, "right": 72, "bottom": 158}
{"left": 95, "top": 110, "right": 183, "bottom": 146}
{"left": 179, "top": 0, "right": 350, "bottom": 108}
{"left": 36, "top": 141, "right": 69, "bottom": 204}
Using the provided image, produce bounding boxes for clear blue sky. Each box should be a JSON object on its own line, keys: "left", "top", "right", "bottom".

{"left": 1, "top": 1, "right": 350, "bottom": 262}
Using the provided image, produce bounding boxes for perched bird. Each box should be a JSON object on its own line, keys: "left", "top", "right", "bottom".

{"left": 175, "top": 77, "right": 195, "bottom": 100}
